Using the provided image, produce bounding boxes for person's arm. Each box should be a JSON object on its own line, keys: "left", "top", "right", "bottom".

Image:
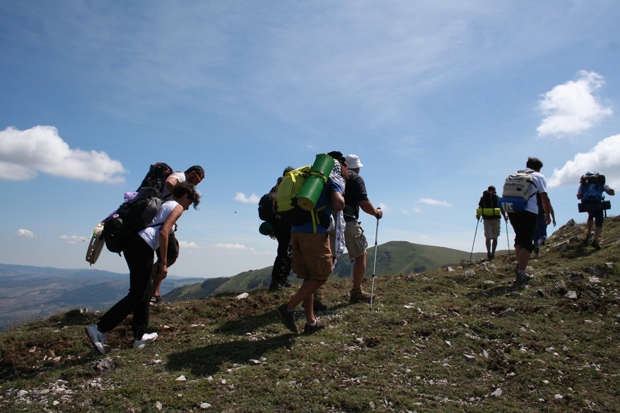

{"left": 540, "top": 192, "right": 552, "bottom": 225}
{"left": 358, "top": 200, "right": 383, "bottom": 219}
{"left": 157, "top": 204, "right": 184, "bottom": 279}
{"left": 164, "top": 176, "right": 180, "bottom": 196}
{"left": 330, "top": 189, "right": 345, "bottom": 212}
{"left": 606, "top": 187, "right": 615, "bottom": 196}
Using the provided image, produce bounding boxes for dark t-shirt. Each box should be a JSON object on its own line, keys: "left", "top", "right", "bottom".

{"left": 344, "top": 171, "right": 369, "bottom": 222}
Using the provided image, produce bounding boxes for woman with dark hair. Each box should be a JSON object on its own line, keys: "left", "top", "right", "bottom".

{"left": 86, "top": 181, "right": 200, "bottom": 353}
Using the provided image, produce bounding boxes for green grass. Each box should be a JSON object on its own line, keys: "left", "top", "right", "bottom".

{"left": 1, "top": 216, "right": 620, "bottom": 412}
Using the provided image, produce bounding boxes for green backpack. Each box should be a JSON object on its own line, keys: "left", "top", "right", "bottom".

{"left": 274, "top": 166, "right": 330, "bottom": 231}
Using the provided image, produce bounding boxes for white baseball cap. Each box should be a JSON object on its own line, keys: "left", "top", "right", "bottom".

{"left": 345, "top": 154, "right": 363, "bottom": 169}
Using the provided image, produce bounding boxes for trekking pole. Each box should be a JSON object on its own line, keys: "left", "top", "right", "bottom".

{"left": 469, "top": 217, "right": 480, "bottom": 261}
{"left": 505, "top": 218, "right": 511, "bottom": 255}
{"left": 370, "top": 209, "right": 381, "bottom": 310}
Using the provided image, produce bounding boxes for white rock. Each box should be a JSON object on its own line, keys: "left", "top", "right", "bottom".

{"left": 16, "top": 390, "right": 28, "bottom": 397}
{"left": 463, "top": 354, "right": 476, "bottom": 362}
{"left": 491, "top": 388, "right": 502, "bottom": 397}
{"left": 236, "top": 292, "right": 249, "bottom": 299}
{"left": 464, "top": 270, "right": 476, "bottom": 277}
{"left": 155, "top": 401, "right": 163, "bottom": 410}
{"left": 200, "top": 402, "right": 212, "bottom": 409}
{"left": 175, "top": 375, "right": 187, "bottom": 381}
{"left": 554, "top": 394, "right": 563, "bottom": 400}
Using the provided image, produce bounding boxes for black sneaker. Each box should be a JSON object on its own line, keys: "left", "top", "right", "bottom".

{"left": 268, "top": 283, "right": 280, "bottom": 292}
{"left": 275, "top": 304, "right": 298, "bottom": 334}
{"left": 515, "top": 272, "right": 530, "bottom": 284}
{"left": 313, "top": 298, "right": 328, "bottom": 312}
{"left": 304, "top": 319, "right": 326, "bottom": 335}
{"left": 591, "top": 239, "right": 601, "bottom": 250}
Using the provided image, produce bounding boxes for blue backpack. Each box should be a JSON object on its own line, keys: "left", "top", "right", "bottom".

{"left": 578, "top": 172, "right": 610, "bottom": 213}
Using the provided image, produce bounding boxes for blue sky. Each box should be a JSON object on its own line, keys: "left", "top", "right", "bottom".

{"left": 1, "top": 1, "right": 620, "bottom": 279}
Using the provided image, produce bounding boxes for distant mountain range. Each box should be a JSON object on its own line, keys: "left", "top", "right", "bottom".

{"left": 165, "top": 241, "right": 488, "bottom": 301}
{"left": 0, "top": 264, "right": 205, "bottom": 331}
{"left": 0, "top": 241, "right": 487, "bottom": 330}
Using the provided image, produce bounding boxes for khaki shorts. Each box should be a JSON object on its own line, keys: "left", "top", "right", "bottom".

{"left": 344, "top": 221, "right": 368, "bottom": 259}
{"left": 291, "top": 232, "right": 333, "bottom": 281}
{"left": 483, "top": 219, "right": 501, "bottom": 240}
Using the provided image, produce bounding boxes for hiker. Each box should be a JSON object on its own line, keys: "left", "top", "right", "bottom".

{"left": 577, "top": 172, "right": 615, "bottom": 250}
{"left": 264, "top": 167, "right": 295, "bottom": 291}
{"left": 505, "top": 157, "right": 552, "bottom": 283}
{"left": 275, "top": 153, "right": 346, "bottom": 335}
{"left": 338, "top": 154, "right": 383, "bottom": 303}
{"left": 533, "top": 194, "right": 556, "bottom": 257}
{"left": 86, "top": 182, "right": 201, "bottom": 354}
{"left": 476, "top": 186, "right": 508, "bottom": 260}
{"left": 151, "top": 165, "right": 205, "bottom": 302}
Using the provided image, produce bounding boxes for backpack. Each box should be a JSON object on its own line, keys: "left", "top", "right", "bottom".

{"left": 477, "top": 191, "right": 501, "bottom": 217}
{"left": 498, "top": 170, "right": 537, "bottom": 213}
{"left": 137, "top": 162, "right": 173, "bottom": 193}
{"left": 274, "top": 166, "right": 330, "bottom": 230}
{"left": 102, "top": 187, "right": 165, "bottom": 253}
{"left": 578, "top": 172, "right": 611, "bottom": 212}
{"left": 258, "top": 190, "right": 276, "bottom": 224}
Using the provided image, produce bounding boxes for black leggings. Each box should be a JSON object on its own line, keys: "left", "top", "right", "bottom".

{"left": 98, "top": 233, "right": 154, "bottom": 339}
{"left": 508, "top": 211, "right": 538, "bottom": 253}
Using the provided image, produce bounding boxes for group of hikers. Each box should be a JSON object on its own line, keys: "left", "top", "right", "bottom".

{"left": 476, "top": 157, "right": 614, "bottom": 284}
{"left": 85, "top": 155, "right": 614, "bottom": 354}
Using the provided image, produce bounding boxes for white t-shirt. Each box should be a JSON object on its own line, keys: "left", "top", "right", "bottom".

{"left": 161, "top": 172, "right": 186, "bottom": 199}
{"left": 525, "top": 168, "right": 548, "bottom": 215}
{"left": 139, "top": 200, "right": 179, "bottom": 250}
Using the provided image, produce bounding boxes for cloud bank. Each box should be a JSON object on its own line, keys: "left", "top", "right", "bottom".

{"left": 548, "top": 134, "right": 620, "bottom": 187}
{"left": 234, "top": 193, "right": 260, "bottom": 204}
{"left": 16, "top": 229, "right": 35, "bottom": 238}
{"left": 537, "top": 71, "right": 612, "bottom": 137}
{"left": 0, "top": 126, "right": 127, "bottom": 182}
{"left": 419, "top": 198, "right": 452, "bottom": 207}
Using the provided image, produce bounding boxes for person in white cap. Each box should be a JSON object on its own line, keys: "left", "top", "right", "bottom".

{"left": 340, "top": 154, "right": 383, "bottom": 303}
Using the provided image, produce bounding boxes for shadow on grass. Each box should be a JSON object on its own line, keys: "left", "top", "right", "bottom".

{"left": 166, "top": 334, "right": 295, "bottom": 377}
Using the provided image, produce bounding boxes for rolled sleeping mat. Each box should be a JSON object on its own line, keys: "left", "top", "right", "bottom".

{"left": 259, "top": 221, "right": 274, "bottom": 236}
{"left": 297, "top": 154, "right": 335, "bottom": 211}
{"left": 476, "top": 207, "right": 502, "bottom": 217}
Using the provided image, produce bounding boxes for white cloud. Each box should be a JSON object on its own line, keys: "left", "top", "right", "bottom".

{"left": 60, "top": 235, "right": 86, "bottom": 244}
{"left": 234, "top": 192, "right": 260, "bottom": 204}
{"left": 419, "top": 198, "right": 452, "bottom": 207}
{"left": 0, "top": 126, "right": 127, "bottom": 182}
{"left": 537, "top": 71, "right": 612, "bottom": 137}
{"left": 214, "top": 243, "right": 255, "bottom": 251}
{"left": 16, "top": 229, "right": 35, "bottom": 238}
{"left": 548, "top": 134, "right": 620, "bottom": 187}
{"left": 178, "top": 240, "right": 202, "bottom": 249}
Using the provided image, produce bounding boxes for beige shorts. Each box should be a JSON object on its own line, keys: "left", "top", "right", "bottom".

{"left": 330, "top": 220, "right": 368, "bottom": 259}
{"left": 291, "top": 232, "right": 333, "bottom": 281}
{"left": 483, "top": 219, "right": 501, "bottom": 239}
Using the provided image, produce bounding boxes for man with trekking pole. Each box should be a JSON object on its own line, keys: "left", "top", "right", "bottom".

{"left": 334, "top": 154, "right": 383, "bottom": 304}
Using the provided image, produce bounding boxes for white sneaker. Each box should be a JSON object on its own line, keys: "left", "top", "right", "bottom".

{"left": 85, "top": 324, "right": 107, "bottom": 355}
{"left": 133, "top": 332, "right": 159, "bottom": 349}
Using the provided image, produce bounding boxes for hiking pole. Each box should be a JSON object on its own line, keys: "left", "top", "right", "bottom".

{"left": 505, "top": 218, "right": 511, "bottom": 255}
{"left": 370, "top": 209, "right": 381, "bottom": 310}
{"left": 469, "top": 217, "right": 480, "bottom": 261}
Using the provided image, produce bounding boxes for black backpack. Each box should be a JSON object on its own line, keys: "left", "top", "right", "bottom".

{"left": 103, "top": 187, "right": 165, "bottom": 253}
{"left": 137, "top": 162, "right": 173, "bottom": 193}
{"left": 258, "top": 191, "right": 276, "bottom": 224}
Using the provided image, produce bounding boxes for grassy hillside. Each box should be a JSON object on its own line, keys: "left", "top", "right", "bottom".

{"left": 167, "top": 241, "right": 488, "bottom": 301}
{"left": 1, "top": 215, "right": 619, "bottom": 412}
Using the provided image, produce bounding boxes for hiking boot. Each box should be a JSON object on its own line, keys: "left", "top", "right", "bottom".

{"left": 313, "top": 298, "right": 328, "bottom": 312}
{"left": 150, "top": 295, "right": 162, "bottom": 305}
{"left": 591, "top": 239, "right": 601, "bottom": 250}
{"left": 350, "top": 289, "right": 372, "bottom": 304}
{"left": 275, "top": 304, "right": 298, "bottom": 334}
{"left": 280, "top": 279, "right": 292, "bottom": 288}
{"left": 487, "top": 252, "right": 492, "bottom": 260}
{"left": 85, "top": 324, "right": 107, "bottom": 355}
{"left": 515, "top": 272, "right": 530, "bottom": 284}
{"left": 268, "top": 282, "right": 280, "bottom": 292}
{"left": 304, "top": 319, "right": 327, "bottom": 335}
{"left": 134, "top": 332, "right": 159, "bottom": 349}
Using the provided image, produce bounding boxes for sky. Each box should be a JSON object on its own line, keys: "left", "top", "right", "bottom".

{"left": 1, "top": 1, "right": 620, "bottom": 279}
